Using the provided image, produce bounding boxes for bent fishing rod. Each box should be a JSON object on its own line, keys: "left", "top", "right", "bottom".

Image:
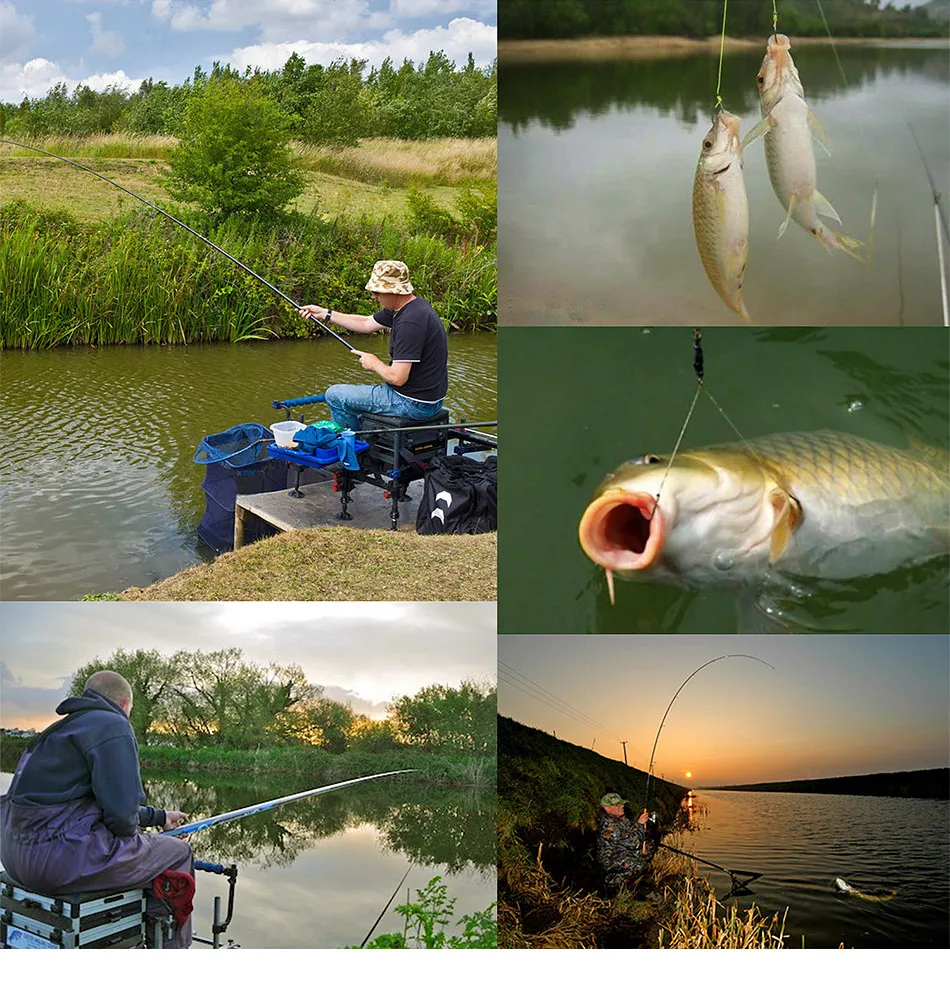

{"left": 0, "top": 138, "right": 356, "bottom": 351}
{"left": 162, "top": 769, "right": 413, "bottom": 837}
{"left": 644, "top": 655, "right": 774, "bottom": 811}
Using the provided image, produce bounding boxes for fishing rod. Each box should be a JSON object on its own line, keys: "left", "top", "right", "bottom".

{"left": 0, "top": 138, "right": 357, "bottom": 351}
{"left": 659, "top": 842, "right": 762, "bottom": 895}
{"left": 162, "top": 770, "right": 413, "bottom": 837}
{"left": 905, "top": 123, "right": 949, "bottom": 327}
{"left": 644, "top": 655, "right": 774, "bottom": 812}
{"left": 359, "top": 863, "right": 414, "bottom": 948}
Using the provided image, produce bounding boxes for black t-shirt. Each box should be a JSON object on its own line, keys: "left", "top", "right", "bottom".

{"left": 373, "top": 297, "right": 449, "bottom": 402}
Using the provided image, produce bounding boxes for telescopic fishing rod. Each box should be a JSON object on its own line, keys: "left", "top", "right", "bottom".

{"left": 644, "top": 655, "right": 774, "bottom": 811}
{"left": 359, "top": 863, "right": 414, "bottom": 948}
{"left": 162, "top": 770, "right": 413, "bottom": 837}
{"left": 0, "top": 138, "right": 357, "bottom": 350}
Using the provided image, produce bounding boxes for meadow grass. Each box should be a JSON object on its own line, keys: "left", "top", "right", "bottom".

{"left": 0, "top": 202, "right": 497, "bottom": 346}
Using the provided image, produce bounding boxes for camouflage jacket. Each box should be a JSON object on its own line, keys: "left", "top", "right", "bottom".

{"left": 596, "top": 812, "right": 655, "bottom": 881}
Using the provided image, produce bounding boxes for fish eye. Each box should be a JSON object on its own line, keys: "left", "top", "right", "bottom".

{"left": 633, "top": 453, "right": 662, "bottom": 465}
{"left": 702, "top": 139, "right": 712, "bottom": 150}
{"left": 756, "top": 74, "right": 764, "bottom": 85}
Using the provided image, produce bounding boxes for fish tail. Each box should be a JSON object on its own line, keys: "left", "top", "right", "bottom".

{"left": 815, "top": 224, "right": 868, "bottom": 265}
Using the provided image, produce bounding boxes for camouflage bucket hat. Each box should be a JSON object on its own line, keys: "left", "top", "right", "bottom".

{"left": 365, "top": 260, "right": 414, "bottom": 295}
{"left": 600, "top": 793, "right": 626, "bottom": 808}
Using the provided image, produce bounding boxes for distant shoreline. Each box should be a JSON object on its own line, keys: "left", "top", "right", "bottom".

{"left": 499, "top": 35, "right": 948, "bottom": 63}
{"left": 705, "top": 767, "right": 949, "bottom": 801}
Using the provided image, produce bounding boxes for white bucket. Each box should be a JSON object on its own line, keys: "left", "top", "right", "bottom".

{"left": 271, "top": 420, "right": 306, "bottom": 448}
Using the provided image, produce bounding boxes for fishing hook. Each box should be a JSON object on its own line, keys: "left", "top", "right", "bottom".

{"left": 0, "top": 138, "right": 356, "bottom": 351}
{"left": 645, "top": 655, "right": 774, "bottom": 809}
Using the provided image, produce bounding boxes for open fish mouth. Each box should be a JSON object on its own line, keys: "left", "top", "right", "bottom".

{"left": 578, "top": 490, "right": 665, "bottom": 573}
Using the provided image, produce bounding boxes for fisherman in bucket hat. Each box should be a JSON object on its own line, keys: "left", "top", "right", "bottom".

{"left": 596, "top": 792, "right": 659, "bottom": 890}
{"left": 298, "top": 260, "right": 448, "bottom": 431}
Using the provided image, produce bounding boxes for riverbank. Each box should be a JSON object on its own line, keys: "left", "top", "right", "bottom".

{"left": 0, "top": 737, "right": 493, "bottom": 788}
{"left": 497, "top": 716, "right": 790, "bottom": 948}
{"left": 499, "top": 34, "right": 947, "bottom": 63}
{"left": 101, "top": 526, "right": 496, "bottom": 602}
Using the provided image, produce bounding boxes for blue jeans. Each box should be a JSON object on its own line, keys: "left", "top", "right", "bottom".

{"left": 324, "top": 383, "right": 444, "bottom": 432}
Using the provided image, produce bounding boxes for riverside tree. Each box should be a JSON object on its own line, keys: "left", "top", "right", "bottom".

{"left": 167, "top": 76, "right": 305, "bottom": 221}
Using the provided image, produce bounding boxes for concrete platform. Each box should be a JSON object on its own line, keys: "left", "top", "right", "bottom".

{"left": 234, "top": 477, "right": 421, "bottom": 547}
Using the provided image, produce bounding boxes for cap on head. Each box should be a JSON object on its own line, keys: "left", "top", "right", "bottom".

{"left": 85, "top": 670, "right": 132, "bottom": 707}
{"left": 365, "top": 260, "right": 414, "bottom": 295}
{"left": 600, "top": 792, "right": 627, "bottom": 808}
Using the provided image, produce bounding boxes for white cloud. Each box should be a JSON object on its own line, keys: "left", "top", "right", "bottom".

{"left": 152, "top": 0, "right": 371, "bottom": 42}
{"left": 230, "top": 16, "right": 496, "bottom": 73}
{"left": 0, "top": 1, "right": 36, "bottom": 62}
{"left": 0, "top": 59, "right": 142, "bottom": 103}
{"left": 86, "top": 12, "right": 126, "bottom": 56}
{"left": 389, "top": 0, "right": 495, "bottom": 18}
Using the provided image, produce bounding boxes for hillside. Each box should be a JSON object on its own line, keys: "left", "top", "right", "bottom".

{"left": 498, "top": 715, "right": 687, "bottom": 947}
{"left": 715, "top": 767, "right": 949, "bottom": 800}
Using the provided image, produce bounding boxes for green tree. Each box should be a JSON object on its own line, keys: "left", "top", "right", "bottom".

{"left": 167, "top": 76, "right": 305, "bottom": 220}
{"left": 68, "top": 648, "right": 181, "bottom": 745}
{"left": 390, "top": 681, "right": 496, "bottom": 754}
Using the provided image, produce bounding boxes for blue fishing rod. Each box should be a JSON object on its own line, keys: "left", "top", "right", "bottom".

{"left": 162, "top": 770, "right": 413, "bottom": 837}
{"left": 0, "top": 138, "right": 357, "bottom": 351}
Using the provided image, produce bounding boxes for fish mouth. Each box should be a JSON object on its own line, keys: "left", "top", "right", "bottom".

{"left": 578, "top": 491, "right": 665, "bottom": 573}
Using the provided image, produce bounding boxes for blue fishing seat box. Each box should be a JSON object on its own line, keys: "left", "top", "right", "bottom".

{"left": 0, "top": 872, "right": 145, "bottom": 948}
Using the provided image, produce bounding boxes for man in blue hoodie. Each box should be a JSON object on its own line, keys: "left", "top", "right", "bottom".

{"left": 0, "top": 670, "right": 193, "bottom": 947}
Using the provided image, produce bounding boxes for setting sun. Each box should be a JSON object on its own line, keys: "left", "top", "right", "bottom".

{"left": 685, "top": 771, "right": 692, "bottom": 778}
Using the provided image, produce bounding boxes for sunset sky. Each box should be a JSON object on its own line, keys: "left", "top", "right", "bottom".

{"left": 498, "top": 634, "right": 949, "bottom": 786}
{"left": 1, "top": 601, "right": 495, "bottom": 730}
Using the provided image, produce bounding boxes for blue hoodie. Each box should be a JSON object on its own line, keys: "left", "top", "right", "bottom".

{"left": 10, "top": 689, "right": 166, "bottom": 836}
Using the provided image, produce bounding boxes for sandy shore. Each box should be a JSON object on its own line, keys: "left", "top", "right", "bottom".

{"left": 499, "top": 35, "right": 948, "bottom": 63}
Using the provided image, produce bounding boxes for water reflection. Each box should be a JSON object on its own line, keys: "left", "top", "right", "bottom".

{"left": 500, "top": 45, "right": 950, "bottom": 132}
{"left": 144, "top": 771, "right": 495, "bottom": 873}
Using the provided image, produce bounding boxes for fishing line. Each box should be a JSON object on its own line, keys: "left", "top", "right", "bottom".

{"left": 0, "top": 138, "right": 356, "bottom": 351}
{"left": 714, "top": 0, "right": 729, "bottom": 111}
{"left": 644, "top": 655, "right": 774, "bottom": 811}
{"left": 359, "top": 863, "right": 414, "bottom": 948}
{"left": 650, "top": 381, "right": 702, "bottom": 520}
{"left": 772, "top": 0, "right": 779, "bottom": 34}
{"left": 815, "top": 0, "right": 848, "bottom": 88}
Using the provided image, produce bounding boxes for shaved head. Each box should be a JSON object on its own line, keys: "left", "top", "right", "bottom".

{"left": 86, "top": 670, "right": 132, "bottom": 709}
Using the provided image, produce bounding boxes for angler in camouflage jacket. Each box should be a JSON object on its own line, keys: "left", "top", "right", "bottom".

{"left": 596, "top": 792, "right": 658, "bottom": 890}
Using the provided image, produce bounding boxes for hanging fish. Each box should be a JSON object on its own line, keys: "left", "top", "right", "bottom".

{"left": 692, "top": 109, "right": 752, "bottom": 321}
{"left": 578, "top": 430, "right": 949, "bottom": 606}
{"left": 749, "top": 34, "right": 866, "bottom": 261}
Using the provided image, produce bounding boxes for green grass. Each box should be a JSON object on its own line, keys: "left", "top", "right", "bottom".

{"left": 0, "top": 202, "right": 497, "bottom": 346}
{"left": 117, "top": 527, "right": 496, "bottom": 601}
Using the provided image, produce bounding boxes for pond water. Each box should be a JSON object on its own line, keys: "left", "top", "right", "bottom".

{"left": 0, "top": 770, "right": 496, "bottom": 949}
{"left": 0, "top": 332, "right": 496, "bottom": 600}
{"left": 499, "top": 42, "right": 950, "bottom": 327}
{"left": 681, "top": 789, "right": 949, "bottom": 949}
{"left": 497, "top": 325, "right": 949, "bottom": 634}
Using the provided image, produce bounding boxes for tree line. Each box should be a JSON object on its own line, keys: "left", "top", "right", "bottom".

{"left": 0, "top": 51, "right": 496, "bottom": 144}
{"left": 499, "top": 0, "right": 946, "bottom": 40}
{"left": 68, "top": 648, "right": 495, "bottom": 756}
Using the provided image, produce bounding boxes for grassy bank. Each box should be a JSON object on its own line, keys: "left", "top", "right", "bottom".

{"left": 0, "top": 736, "right": 494, "bottom": 788}
{"left": 498, "top": 716, "right": 788, "bottom": 948}
{"left": 113, "top": 527, "right": 496, "bottom": 601}
{"left": 0, "top": 201, "right": 496, "bottom": 346}
{"left": 499, "top": 34, "right": 947, "bottom": 62}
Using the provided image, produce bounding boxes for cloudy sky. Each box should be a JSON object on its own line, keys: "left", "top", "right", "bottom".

{"left": 1, "top": 601, "right": 496, "bottom": 728}
{"left": 0, "top": 0, "right": 497, "bottom": 104}
{"left": 499, "top": 634, "right": 949, "bottom": 786}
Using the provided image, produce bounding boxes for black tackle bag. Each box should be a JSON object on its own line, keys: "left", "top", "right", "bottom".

{"left": 416, "top": 455, "right": 497, "bottom": 534}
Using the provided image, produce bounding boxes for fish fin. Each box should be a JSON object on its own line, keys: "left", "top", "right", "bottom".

{"left": 605, "top": 568, "right": 616, "bottom": 606}
{"left": 831, "top": 231, "right": 868, "bottom": 265}
{"left": 768, "top": 488, "right": 802, "bottom": 563}
{"left": 741, "top": 115, "right": 773, "bottom": 150}
{"left": 813, "top": 189, "right": 842, "bottom": 225}
{"left": 777, "top": 193, "right": 798, "bottom": 239}
{"left": 808, "top": 111, "right": 831, "bottom": 156}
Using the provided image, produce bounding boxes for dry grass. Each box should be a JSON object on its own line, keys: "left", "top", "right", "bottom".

{"left": 1, "top": 133, "right": 178, "bottom": 159}
{"left": 292, "top": 137, "right": 497, "bottom": 186}
{"left": 119, "top": 527, "right": 496, "bottom": 601}
{"left": 657, "top": 876, "right": 789, "bottom": 949}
